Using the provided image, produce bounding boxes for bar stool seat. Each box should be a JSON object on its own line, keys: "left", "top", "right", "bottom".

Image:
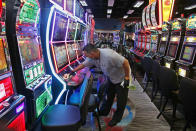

{"left": 42, "top": 104, "right": 81, "bottom": 131}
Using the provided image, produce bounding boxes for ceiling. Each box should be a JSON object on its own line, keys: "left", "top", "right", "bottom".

{"left": 84, "top": 0, "right": 196, "bottom": 19}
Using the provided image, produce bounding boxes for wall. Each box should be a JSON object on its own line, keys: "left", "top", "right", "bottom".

{"left": 94, "top": 18, "right": 122, "bottom": 30}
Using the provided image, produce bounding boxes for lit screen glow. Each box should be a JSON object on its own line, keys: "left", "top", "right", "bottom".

{"left": 0, "top": 38, "right": 7, "bottom": 72}
{"left": 18, "top": 38, "right": 42, "bottom": 65}
{"left": 172, "top": 21, "right": 181, "bottom": 30}
{"left": 67, "top": 20, "right": 77, "bottom": 41}
{"left": 182, "top": 46, "right": 194, "bottom": 61}
{"left": 0, "top": 77, "right": 14, "bottom": 103}
{"left": 67, "top": 43, "right": 76, "bottom": 61}
{"left": 66, "top": 0, "right": 74, "bottom": 13}
{"left": 52, "top": 12, "right": 68, "bottom": 41}
{"left": 186, "top": 14, "right": 196, "bottom": 30}
{"left": 53, "top": 43, "right": 68, "bottom": 70}
{"left": 168, "top": 44, "right": 177, "bottom": 57}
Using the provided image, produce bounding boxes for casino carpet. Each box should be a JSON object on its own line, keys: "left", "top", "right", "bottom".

{"left": 79, "top": 79, "right": 170, "bottom": 131}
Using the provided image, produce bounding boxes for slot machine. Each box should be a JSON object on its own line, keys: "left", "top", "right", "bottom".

{"left": 155, "top": 22, "right": 172, "bottom": 64}
{"left": 176, "top": 14, "right": 196, "bottom": 80}
{"left": 146, "top": 30, "right": 160, "bottom": 57}
{"left": 40, "top": 0, "right": 89, "bottom": 105}
{"left": 1, "top": 1, "right": 26, "bottom": 131}
{"left": 6, "top": 0, "right": 52, "bottom": 128}
{"left": 164, "top": 18, "right": 186, "bottom": 69}
{"left": 144, "top": 31, "right": 151, "bottom": 56}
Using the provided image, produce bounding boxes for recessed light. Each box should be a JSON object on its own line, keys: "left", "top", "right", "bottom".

{"left": 133, "top": 1, "right": 144, "bottom": 8}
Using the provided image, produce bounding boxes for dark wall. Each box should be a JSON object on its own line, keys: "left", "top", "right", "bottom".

{"left": 94, "top": 18, "right": 122, "bottom": 30}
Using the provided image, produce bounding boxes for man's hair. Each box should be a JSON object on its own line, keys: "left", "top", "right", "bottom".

{"left": 83, "top": 44, "right": 98, "bottom": 53}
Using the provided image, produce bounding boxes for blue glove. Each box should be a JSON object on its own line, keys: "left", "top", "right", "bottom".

{"left": 124, "top": 79, "right": 129, "bottom": 88}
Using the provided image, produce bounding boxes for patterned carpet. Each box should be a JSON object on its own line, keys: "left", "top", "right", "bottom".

{"left": 80, "top": 79, "right": 170, "bottom": 131}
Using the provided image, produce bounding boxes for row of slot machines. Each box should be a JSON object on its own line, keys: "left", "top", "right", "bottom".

{"left": 131, "top": 29, "right": 159, "bottom": 58}
{"left": 132, "top": 14, "right": 196, "bottom": 80}
{"left": 0, "top": 0, "right": 93, "bottom": 130}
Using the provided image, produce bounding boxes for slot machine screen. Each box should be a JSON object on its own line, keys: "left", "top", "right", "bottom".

{"left": 52, "top": 12, "right": 68, "bottom": 41}
{"left": 159, "top": 43, "right": 166, "bottom": 54}
{"left": 18, "top": 38, "right": 42, "bottom": 65}
{"left": 0, "top": 77, "right": 14, "bottom": 103}
{"left": 66, "top": 0, "right": 74, "bottom": 14}
{"left": 172, "top": 21, "right": 181, "bottom": 31}
{"left": 0, "top": 39, "right": 7, "bottom": 73}
{"left": 80, "top": 7, "right": 84, "bottom": 20}
{"left": 67, "top": 20, "right": 77, "bottom": 41}
{"left": 168, "top": 44, "right": 177, "bottom": 57}
{"left": 75, "top": 23, "right": 81, "bottom": 40}
{"left": 67, "top": 44, "right": 76, "bottom": 61}
{"left": 50, "top": 0, "right": 64, "bottom": 8}
{"left": 78, "top": 41, "right": 84, "bottom": 56}
{"left": 75, "top": 1, "right": 80, "bottom": 18}
{"left": 18, "top": 0, "right": 40, "bottom": 25}
{"left": 142, "top": 42, "right": 145, "bottom": 49}
{"left": 146, "top": 43, "right": 150, "bottom": 50}
{"left": 80, "top": 25, "right": 86, "bottom": 40}
{"left": 186, "top": 14, "right": 196, "bottom": 30}
{"left": 181, "top": 46, "right": 195, "bottom": 62}
{"left": 52, "top": 43, "right": 68, "bottom": 70}
{"left": 162, "top": 23, "right": 168, "bottom": 32}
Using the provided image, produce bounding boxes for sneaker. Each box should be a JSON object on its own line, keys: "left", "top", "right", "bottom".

{"left": 108, "top": 119, "right": 119, "bottom": 127}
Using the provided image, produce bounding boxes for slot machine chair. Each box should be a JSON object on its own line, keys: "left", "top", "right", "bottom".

{"left": 157, "top": 67, "right": 180, "bottom": 130}
{"left": 179, "top": 77, "right": 196, "bottom": 131}
{"left": 41, "top": 72, "right": 93, "bottom": 131}
{"left": 141, "top": 57, "right": 153, "bottom": 92}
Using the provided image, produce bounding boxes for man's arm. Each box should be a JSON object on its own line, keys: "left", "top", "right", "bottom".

{"left": 72, "top": 64, "right": 85, "bottom": 72}
{"left": 123, "top": 59, "right": 130, "bottom": 80}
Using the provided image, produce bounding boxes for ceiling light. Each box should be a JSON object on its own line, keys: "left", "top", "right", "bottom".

{"left": 123, "top": 15, "right": 128, "bottom": 19}
{"left": 133, "top": 1, "right": 144, "bottom": 8}
{"left": 107, "top": 15, "right": 111, "bottom": 18}
{"left": 108, "top": 0, "right": 115, "bottom": 7}
{"left": 107, "top": 9, "right": 112, "bottom": 14}
{"left": 185, "top": 4, "right": 196, "bottom": 10}
{"left": 80, "top": 0, "right": 88, "bottom": 6}
{"left": 86, "top": 9, "right": 92, "bottom": 13}
{"left": 127, "top": 10, "right": 134, "bottom": 14}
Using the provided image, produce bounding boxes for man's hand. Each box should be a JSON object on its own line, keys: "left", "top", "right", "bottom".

{"left": 124, "top": 78, "right": 129, "bottom": 88}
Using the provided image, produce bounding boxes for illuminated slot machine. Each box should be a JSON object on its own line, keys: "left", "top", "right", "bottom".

{"left": 147, "top": 30, "right": 160, "bottom": 57}
{"left": 144, "top": 32, "right": 151, "bottom": 55}
{"left": 176, "top": 14, "right": 196, "bottom": 80}
{"left": 137, "top": 34, "right": 146, "bottom": 56}
{"left": 133, "top": 32, "right": 142, "bottom": 53}
{"left": 40, "top": 0, "right": 90, "bottom": 105}
{"left": 164, "top": 18, "right": 186, "bottom": 69}
{"left": 75, "top": 23, "right": 86, "bottom": 63}
{"left": 0, "top": 1, "right": 26, "bottom": 130}
{"left": 6, "top": 0, "right": 52, "bottom": 128}
{"left": 156, "top": 22, "right": 172, "bottom": 64}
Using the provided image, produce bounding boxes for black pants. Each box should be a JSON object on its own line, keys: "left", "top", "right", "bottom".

{"left": 100, "top": 79, "right": 129, "bottom": 122}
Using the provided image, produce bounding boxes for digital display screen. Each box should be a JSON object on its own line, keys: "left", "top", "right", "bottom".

{"left": 18, "top": 0, "right": 40, "bottom": 24}
{"left": 18, "top": 38, "right": 42, "bottom": 65}
{"left": 0, "top": 39, "right": 7, "bottom": 73}
{"left": 52, "top": 12, "right": 68, "bottom": 41}
{"left": 168, "top": 44, "right": 177, "bottom": 57}
{"left": 80, "top": 26, "right": 86, "bottom": 40}
{"left": 151, "top": 2, "right": 158, "bottom": 26}
{"left": 146, "top": 43, "right": 151, "bottom": 50}
{"left": 51, "top": 0, "right": 64, "bottom": 8}
{"left": 75, "top": 23, "right": 81, "bottom": 40}
{"left": 67, "top": 20, "right": 77, "bottom": 41}
{"left": 0, "top": 77, "right": 14, "bottom": 103}
{"left": 172, "top": 21, "right": 181, "bottom": 30}
{"left": 186, "top": 14, "right": 196, "bottom": 30}
{"left": 159, "top": 43, "right": 166, "bottom": 54}
{"left": 78, "top": 41, "right": 85, "bottom": 56}
{"left": 80, "top": 7, "right": 85, "bottom": 20}
{"left": 142, "top": 8, "right": 147, "bottom": 28}
{"left": 53, "top": 43, "right": 68, "bottom": 70}
{"left": 75, "top": 1, "right": 80, "bottom": 18}
{"left": 182, "top": 46, "right": 194, "bottom": 61}
{"left": 162, "top": 23, "right": 168, "bottom": 31}
{"left": 66, "top": 0, "right": 74, "bottom": 14}
{"left": 67, "top": 44, "right": 76, "bottom": 61}
{"left": 0, "top": 1, "right": 6, "bottom": 34}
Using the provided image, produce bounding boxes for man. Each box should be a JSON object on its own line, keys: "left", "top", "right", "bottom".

{"left": 71, "top": 44, "right": 130, "bottom": 126}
